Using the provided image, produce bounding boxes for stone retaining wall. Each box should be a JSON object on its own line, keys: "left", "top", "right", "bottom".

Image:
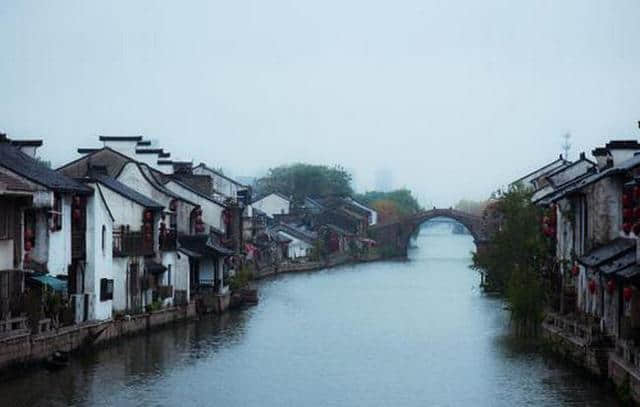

{"left": 0, "top": 303, "right": 196, "bottom": 372}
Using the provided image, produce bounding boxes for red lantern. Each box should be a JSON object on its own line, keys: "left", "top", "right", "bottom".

{"left": 623, "top": 223, "right": 633, "bottom": 234}
{"left": 547, "top": 227, "right": 556, "bottom": 238}
{"left": 624, "top": 193, "right": 633, "bottom": 208}
{"left": 23, "top": 252, "right": 30, "bottom": 264}
{"left": 73, "top": 196, "right": 81, "bottom": 206}
{"left": 144, "top": 232, "right": 152, "bottom": 241}
{"left": 633, "top": 223, "right": 640, "bottom": 236}
{"left": 194, "top": 208, "right": 202, "bottom": 216}
{"left": 571, "top": 264, "right": 579, "bottom": 276}
{"left": 195, "top": 224, "right": 205, "bottom": 233}
{"left": 624, "top": 286, "right": 633, "bottom": 302}
{"left": 542, "top": 216, "right": 550, "bottom": 226}
{"left": 624, "top": 208, "right": 633, "bottom": 221}
{"left": 25, "top": 228, "right": 33, "bottom": 239}
{"left": 144, "top": 224, "right": 152, "bottom": 234}
{"left": 73, "top": 208, "right": 81, "bottom": 221}
{"left": 24, "top": 240, "right": 32, "bottom": 251}
{"left": 634, "top": 186, "right": 640, "bottom": 199}
{"left": 196, "top": 215, "right": 203, "bottom": 224}
{"left": 588, "top": 280, "right": 596, "bottom": 294}
{"left": 634, "top": 207, "right": 640, "bottom": 220}
{"left": 607, "top": 279, "right": 617, "bottom": 294}
{"left": 169, "top": 200, "right": 178, "bottom": 211}
{"left": 144, "top": 210, "right": 153, "bottom": 222}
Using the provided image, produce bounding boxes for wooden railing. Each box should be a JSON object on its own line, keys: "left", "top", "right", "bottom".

{"left": 113, "top": 231, "right": 154, "bottom": 257}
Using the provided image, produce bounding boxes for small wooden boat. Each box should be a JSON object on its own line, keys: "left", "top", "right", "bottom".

{"left": 45, "top": 351, "right": 69, "bottom": 370}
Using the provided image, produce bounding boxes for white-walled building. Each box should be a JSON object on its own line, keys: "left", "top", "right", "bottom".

{"left": 252, "top": 192, "right": 291, "bottom": 218}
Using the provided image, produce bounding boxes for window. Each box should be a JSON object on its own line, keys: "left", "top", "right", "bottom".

{"left": 50, "top": 193, "right": 62, "bottom": 231}
{"left": 167, "top": 265, "right": 172, "bottom": 285}
{"left": 101, "top": 225, "right": 106, "bottom": 254}
{"left": 100, "top": 278, "right": 114, "bottom": 301}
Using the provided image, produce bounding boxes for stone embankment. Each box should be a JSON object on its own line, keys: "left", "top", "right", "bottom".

{"left": 0, "top": 303, "right": 196, "bottom": 374}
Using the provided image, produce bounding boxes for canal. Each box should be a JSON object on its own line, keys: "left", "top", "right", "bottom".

{"left": 0, "top": 222, "right": 619, "bottom": 406}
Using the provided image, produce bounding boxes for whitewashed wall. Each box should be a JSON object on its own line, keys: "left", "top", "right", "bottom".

{"left": 252, "top": 194, "right": 290, "bottom": 218}
{"left": 85, "top": 184, "right": 114, "bottom": 320}
{"left": 47, "top": 194, "right": 72, "bottom": 276}
{"left": 0, "top": 240, "right": 13, "bottom": 269}
{"left": 164, "top": 181, "right": 226, "bottom": 232}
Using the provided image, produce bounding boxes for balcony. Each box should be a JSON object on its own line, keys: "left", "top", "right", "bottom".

{"left": 113, "top": 231, "right": 154, "bottom": 257}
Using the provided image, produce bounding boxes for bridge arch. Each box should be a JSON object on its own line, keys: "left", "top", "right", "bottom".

{"left": 408, "top": 209, "right": 486, "bottom": 246}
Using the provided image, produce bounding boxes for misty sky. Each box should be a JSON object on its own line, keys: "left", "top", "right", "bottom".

{"left": 2, "top": 1, "right": 640, "bottom": 206}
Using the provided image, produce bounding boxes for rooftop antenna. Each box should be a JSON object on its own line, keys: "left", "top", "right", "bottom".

{"left": 561, "top": 132, "right": 571, "bottom": 160}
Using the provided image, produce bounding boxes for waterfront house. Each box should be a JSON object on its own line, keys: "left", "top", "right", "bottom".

{"left": 540, "top": 140, "right": 640, "bottom": 389}
{"left": 59, "top": 136, "right": 237, "bottom": 313}
{"left": 269, "top": 223, "right": 316, "bottom": 259}
{"left": 0, "top": 134, "right": 117, "bottom": 325}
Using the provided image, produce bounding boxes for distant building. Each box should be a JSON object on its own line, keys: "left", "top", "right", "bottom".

{"left": 252, "top": 192, "right": 291, "bottom": 218}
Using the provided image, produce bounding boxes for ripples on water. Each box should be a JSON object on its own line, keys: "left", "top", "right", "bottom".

{"left": 0, "top": 222, "right": 620, "bottom": 406}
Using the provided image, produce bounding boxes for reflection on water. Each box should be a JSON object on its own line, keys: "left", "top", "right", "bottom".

{"left": 0, "top": 222, "right": 620, "bottom": 406}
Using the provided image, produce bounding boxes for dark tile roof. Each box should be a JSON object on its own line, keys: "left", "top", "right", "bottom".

{"left": 99, "top": 136, "right": 143, "bottom": 142}
{"left": 10, "top": 140, "right": 42, "bottom": 147}
{"left": 0, "top": 140, "right": 91, "bottom": 194}
{"left": 178, "top": 234, "right": 233, "bottom": 257}
{"left": 92, "top": 174, "right": 163, "bottom": 209}
{"left": 600, "top": 250, "right": 636, "bottom": 275}
{"left": 579, "top": 238, "right": 635, "bottom": 268}
{"left": 606, "top": 140, "right": 640, "bottom": 150}
{"left": 617, "top": 265, "right": 640, "bottom": 280}
{"left": 510, "top": 155, "right": 569, "bottom": 186}
{"left": 193, "top": 163, "right": 247, "bottom": 187}
{"left": 270, "top": 223, "right": 317, "bottom": 244}
{"left": 0, "top": 172, "right": 36, "bottom": 192}
{"left": 549, "top": 153, "right": 640, "bottom": 202}
{"left": 58, "top": 147, "right": 132, "bottom": 178}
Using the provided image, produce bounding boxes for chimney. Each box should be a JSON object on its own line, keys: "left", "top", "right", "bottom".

{"left": 579, "top": 152, "right": 586, "bottom": 160}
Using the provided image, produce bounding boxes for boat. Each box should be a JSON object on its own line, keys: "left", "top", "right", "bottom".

{"left": 44, "top": 351, "right": 69, "bottom": 370}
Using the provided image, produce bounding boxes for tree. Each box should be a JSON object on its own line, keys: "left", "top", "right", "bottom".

{"left": 355, "top": 189, "right": 421, "bottom": 219}
{"left": 371, "top": 199, "right": 402, "bottom": 223}
{"left": 471, "top": 183, "right": 553, "bottom": 336}
{"left": 454, "top": 199, "right": 487, "bottom": 216}
{"left": 255, "top": 163, "right": 353, "bottom": 203}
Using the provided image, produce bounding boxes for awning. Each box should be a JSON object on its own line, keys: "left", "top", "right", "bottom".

{"left": 578, "top": 238, "right": 635, "bottom": 268}
{"left": 145, "top": 261, "right": 167, "bottom": 275}
{"left": 28, "top": 275, "right": 67, "bottom": 293}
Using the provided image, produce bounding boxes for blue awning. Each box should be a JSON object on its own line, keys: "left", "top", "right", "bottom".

{"left": 28, "top": 275, "right": 68, "bottom": 293}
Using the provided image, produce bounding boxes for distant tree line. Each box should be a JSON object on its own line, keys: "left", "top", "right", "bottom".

{"left": 253, "top": 163, "right": 422, "bottom": 223}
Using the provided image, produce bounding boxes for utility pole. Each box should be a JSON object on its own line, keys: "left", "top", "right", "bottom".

{"left": 561, "top": 132, "right": 571, "bottom": 160}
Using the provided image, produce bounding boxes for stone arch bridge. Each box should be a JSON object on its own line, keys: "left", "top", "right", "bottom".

{"left": 368, "top": 208, "right": 490, "bottom": 257}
